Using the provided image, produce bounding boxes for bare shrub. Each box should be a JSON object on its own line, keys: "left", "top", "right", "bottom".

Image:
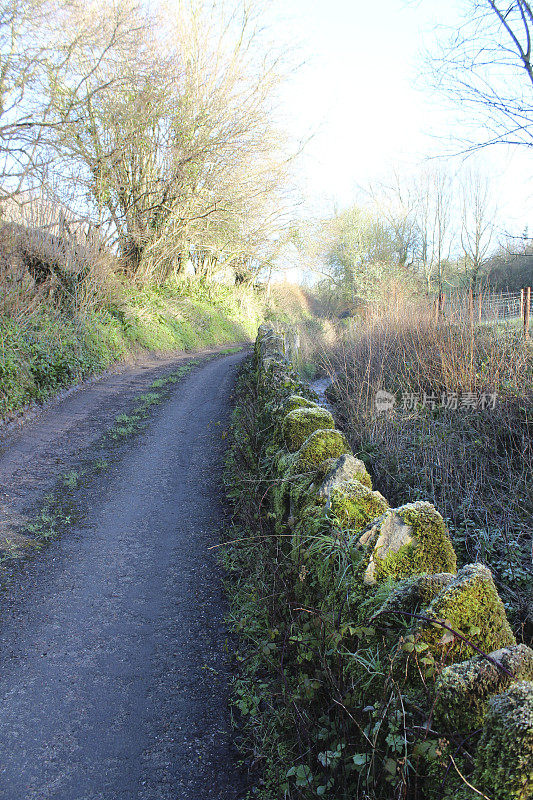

{"left": 321, "top": 303, "right": 533, "bottom": 639}
{"left": 0, "top": 193, "right": 115, "bottom": 319}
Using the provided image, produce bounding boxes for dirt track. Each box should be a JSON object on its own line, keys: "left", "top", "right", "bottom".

{"left": 0, "top": 348, "right": 248, "bottom": 800}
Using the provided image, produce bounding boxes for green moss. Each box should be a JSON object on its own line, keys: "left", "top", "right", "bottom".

{"left": 1, "top": 282, "right": 258, "bottom": 420}
{"left": 329, "top": 481, "right": 388, "bottom": 533}
{"left": 281, "top": 394, "right": 318, "bottom": 416}
{"left": 292, "top": 428, "right": 351, "bottom": 474}
{"left": 372, "top": 502, "right": 457, "bottom": 583}
{"left": 258, "top": 359, "right": 303, "bottom": 403}
{"left": 371, "top": 573, "right": 455, "bottom": 623}
{"left": 418, "top": 563, "right": 516, "bottom": 662}
{"left": 473, "top": 681, "right": 533, "bottom": 800}
{"left": 435, "top": 644, "right": 533, "bottom": 733}
{"left": 282, "top": 407, "right": 335, "bottom": 452}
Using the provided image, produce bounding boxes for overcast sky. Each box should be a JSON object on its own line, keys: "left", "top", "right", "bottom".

{"left": 270, "top": 0, "right": 533, "bottom": 236}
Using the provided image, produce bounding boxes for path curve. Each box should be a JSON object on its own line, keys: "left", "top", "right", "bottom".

{"left": 0, "top": 350, "right": 247, "bottom": 800}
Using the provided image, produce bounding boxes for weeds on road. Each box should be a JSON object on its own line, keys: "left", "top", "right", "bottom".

{"left": 106, "top": 362, "right": 200, "bottom": 440}
{"left": 0, "top": 353, "right": 233, "bottom": 569}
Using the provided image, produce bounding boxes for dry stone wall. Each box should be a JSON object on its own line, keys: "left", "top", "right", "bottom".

{"left": 251, "top": 322, "right": 533, "bottom": 800}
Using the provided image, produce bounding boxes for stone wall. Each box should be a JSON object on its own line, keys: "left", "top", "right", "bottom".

{"left": 250, "top": 322, "right": 533, "bottom": 800}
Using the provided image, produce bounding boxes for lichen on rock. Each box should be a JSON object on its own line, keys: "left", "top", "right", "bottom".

{"left": 371, "top": 572, "right": 455, "bottom": 623}
{"left": 473, "top": 680, "right": 533, "bottom": 800}
{"left": 417, "top": 563, "right": 516, "bottom": 662}
{"left": 281, "top": 394, "right": 319, "bottom": 416}
{"left": 435, "top": 644, "right": 533, "bottom": 732}
{"left": 282, "top": 407, "right": 335, "bottom": 453}
{"left": 358, "top": 501, "right": 457, "bottom": 585}
{"left": 255, "top": 325, "right": 285, "bottom": 362}
{"left": 318, "top": 453, "right": 372, "bottom": 495}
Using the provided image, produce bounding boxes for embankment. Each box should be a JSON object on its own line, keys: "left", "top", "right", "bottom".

{"left": 0, "top": 282, "right": 260, "bottom": 421}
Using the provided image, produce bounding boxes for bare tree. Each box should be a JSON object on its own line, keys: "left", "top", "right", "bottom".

{"left": 414, "top": 168, "right": 454, "bottom": 297}
{"left": 459, "top": 168, "right": 495, "bottom": 291}
{"left": 367, "top": 169, "right": 420, "bottom": 269}
{"left": 36, "top": 0, "right": 292, "bottom": 281}
{"left": 430, "top": 0, "right": 533, "bottom": 151}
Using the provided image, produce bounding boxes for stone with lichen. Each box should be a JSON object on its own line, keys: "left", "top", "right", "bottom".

{"left": 317, "top": 453, "right": 372, "bottom": 495}
{"left": 281, "top": 394, "right": 318, "bottom": 415}
{"left": 358, "top": 501, "right": 457, "bottom": 585}
{"left": 370, "top": 572, "right": 455, "bottom": 623}
{"left": 435, "top": 644, "right": 533, "bottom": 732}
{"left": 473, "top": 681, "right": 533, "bottom": 800}
{"left": 282, "top": 407, "right": 335, "bottom": 452}
{"left": 256, "top": 325, "right": 285, "bottom": 361}
{"left": 417, "top": 563, "right": 516, "bottom": 663}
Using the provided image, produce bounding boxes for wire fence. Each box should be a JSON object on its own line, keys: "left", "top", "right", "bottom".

{"left": 443, "top": 290, "right": 523, "bottom": 323}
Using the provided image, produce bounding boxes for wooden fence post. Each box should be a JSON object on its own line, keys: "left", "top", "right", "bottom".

{"left": 523, "top": 287, "right": 531, "bottom": 340}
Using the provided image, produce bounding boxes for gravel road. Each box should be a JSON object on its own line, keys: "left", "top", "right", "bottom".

{"left": 0, "top": 349, "right": 249, "bottom": 800}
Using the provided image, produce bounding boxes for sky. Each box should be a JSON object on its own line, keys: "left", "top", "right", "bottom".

{"left": 268, "top": 0, "right": 533, "bottom": 237}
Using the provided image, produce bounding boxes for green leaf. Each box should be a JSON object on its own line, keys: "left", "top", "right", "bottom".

{"left": 286, "top": 767, "right": 296, "bottom": 777}
{"left": 384, "top": 758, "right": 397, "bottom": 775}
{"left": 352, "top": 753, "right": 367, "bottom": 769}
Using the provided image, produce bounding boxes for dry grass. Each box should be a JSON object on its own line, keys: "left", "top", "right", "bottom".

{"left": 0, "top": 193, "right": 115, "bottom": 321}
{"left": 320, "top": 303, "right": 533, "bottom": 640}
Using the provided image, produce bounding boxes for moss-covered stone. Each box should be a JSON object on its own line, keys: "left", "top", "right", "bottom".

{"left": 435, "top": 644, "right": 533, "bottom": 732}
{"left": 318, "top": 453, "right": 372, "bottom": 494}
{"left": 281, "top": 394, "right": 318, "bottom": 416}
{"left": 282, "top": 407, "right": 335, "bottom": 453}
{"left": 473, "top": 681, "right": 533, "bottom": 800}
{"left": 292, "top": 428, "right": 351, "bottom": 474}
{"left": 328, "top": 480, "right": 388, "bottom": 533}
{"left": 418, "top": 563, "right": 516, "bottom": 663}
{"left": 371, "top": 572, "right": 455, "bottom": 623}
{"left": 256, "top": 327, "right": 285, "bottom": 361}
{"left": 358, "top": 502, "right": 457, "bottom": 585}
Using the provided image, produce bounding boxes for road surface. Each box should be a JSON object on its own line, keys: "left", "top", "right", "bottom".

{"left": 0, "top": 349, "right": 248, "bottom": 800}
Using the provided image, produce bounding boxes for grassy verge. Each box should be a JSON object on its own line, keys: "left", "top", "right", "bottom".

{"left": 0, "top": 280, "right": 260, "bottom": 421}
